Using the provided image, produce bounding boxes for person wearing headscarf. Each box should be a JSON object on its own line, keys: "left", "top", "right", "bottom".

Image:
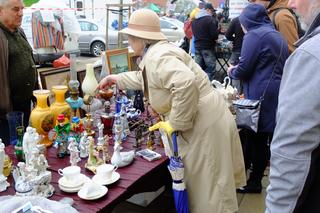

{"left": 227, "top": 3, "right": 289, "bottom": 194}
{"left": 98, "top": 9, "right": 246, "bottom": 213}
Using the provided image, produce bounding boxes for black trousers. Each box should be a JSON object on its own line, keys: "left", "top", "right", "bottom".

{"left": 0, "top": 100, "right": 31, "bottom": 145}
{"left": 294, "top": 145, "right": 320, "bottom": 212}
{"left": 239, "top": 129, "right": 273, "bottom": 184}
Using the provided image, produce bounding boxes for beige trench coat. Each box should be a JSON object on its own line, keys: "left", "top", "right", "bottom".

{"left": 117, "top": 41, "right": 246, "bottom": 213}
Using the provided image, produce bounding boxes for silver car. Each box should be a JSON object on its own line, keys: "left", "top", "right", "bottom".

{"left": 160, "top": 17, "right": 185, "bottom": 42}
{"left": 78, "top": 19, "right": 122, "bottom": 56}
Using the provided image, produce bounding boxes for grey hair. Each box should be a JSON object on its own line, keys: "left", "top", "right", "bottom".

{"left": 127, "top": 34, "right": 159, "bottom": 47}
{"left": 300, "top": 0, "right": 320, "bottom": 30}
{"left": 0, "top": 0, "right": 23, "bottom": 7}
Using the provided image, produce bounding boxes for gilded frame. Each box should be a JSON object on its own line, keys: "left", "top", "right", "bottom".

{"left": 105, "top": 48, "right": 131, "bottom": 74}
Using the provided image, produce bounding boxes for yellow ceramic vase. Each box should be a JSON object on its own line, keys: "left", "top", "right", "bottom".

{"left": 30, "top": 90, "right": 55, "bottom": 147}
{"left": 50, "top": 85, "right": 71, "bottom": 122}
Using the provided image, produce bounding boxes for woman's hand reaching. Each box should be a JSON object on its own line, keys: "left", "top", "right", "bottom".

{"left": 97, "top": 74, "right": 118, "bottom": 90}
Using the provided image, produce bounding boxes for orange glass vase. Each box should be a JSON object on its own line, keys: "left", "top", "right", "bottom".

{"left": 50, "top": 85, "right": 71, "bottom": 122}
{"left": 29, "top": 90, "right": 55, "bottom": 147}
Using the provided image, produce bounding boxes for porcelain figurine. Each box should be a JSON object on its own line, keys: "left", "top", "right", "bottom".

{"left": 23, "top": 127, "right": 40, "bottom": 166}
{"left": 120, "top": 105, "right": 130, "bottom": 139}
{"left": 133, "top": 126, "right": 143, "bottom": 148}
{"left": 83, "top": 113, "right": 95, "bottom": 137}
{"left": 85, "top": 136, "right": 103, "bottom": 173}
{"left": 70, "top": 116, "right": 84, "bottom": 143}
{"left": 68, "top": 137, "right": 80, "bottom": 166}
{"left": 146, "top": 131, "right": 156, "bottom": 150}
{"left": 113, "top": 114, "right": 123, "bottom": 143}
{"left": 54, "top": 114, "right": 70, "bottom": 158}
{"left": 13, "top": 146, "right": 54, "bottom": 198}
{"left": 79, "top": 132, "right": 89, "bottom": 158}
{"left": 96, "top": 124, "right": 110, "bottom": 163}
{"left": 111, "top": 142, "right": 135, "bottom": 168}
{"left": 0, "top": 139, "right": 9, "bottom": 192}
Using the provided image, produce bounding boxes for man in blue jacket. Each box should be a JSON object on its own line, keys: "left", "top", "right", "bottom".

{"left": 266, "top": 0, "right": 320, "bottom": 212}
{"left": 192, "top": 3, "right": 219, "bottom": 81}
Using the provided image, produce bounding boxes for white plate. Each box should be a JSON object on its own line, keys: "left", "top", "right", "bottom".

{"left": 59, "top": 184, "right": 82, "bottom": 193}
{"left": 92, "top": 172, "right": 120, "bottom": 185}
{"left": 58, "top": 174, "right": 89, "bottom": 188}
{"left": 78, "top": 185, "right": 108, "bottom": 200}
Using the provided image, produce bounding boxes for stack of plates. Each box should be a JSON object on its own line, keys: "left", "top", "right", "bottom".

{"left": 58, "top": 174, "right": 90, "bottom": 193}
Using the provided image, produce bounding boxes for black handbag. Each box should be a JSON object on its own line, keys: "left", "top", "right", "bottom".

{"left": 232, "top": 42, "right": 284, "bottom": 132}
{"left": 233, "top": 99, "right": 261, "bottom": 132}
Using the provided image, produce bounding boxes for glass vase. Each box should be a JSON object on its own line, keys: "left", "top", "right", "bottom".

{"left": 50, "top": 85, "right": 71, "bottom": 122}
{"left": 29, "top": 90, "right": 55, "bottom": 147}
{"left": 81, "top": 63, "right": 98, "bottom": 96}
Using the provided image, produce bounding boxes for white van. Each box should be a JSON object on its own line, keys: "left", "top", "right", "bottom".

{"left": 22, "top": 0, "right": 80, "bottom": 64}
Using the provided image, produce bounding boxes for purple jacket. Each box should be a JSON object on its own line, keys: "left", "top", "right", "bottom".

{"left": 229, "top": 4, "right": 289, "bottom": 133}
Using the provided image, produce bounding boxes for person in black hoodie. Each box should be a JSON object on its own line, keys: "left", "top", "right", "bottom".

{"left": 225, "top": 16, "right": 244, "bottom": 65}
{"left": 192, "top": 3, "right": 219, "bottom": 81}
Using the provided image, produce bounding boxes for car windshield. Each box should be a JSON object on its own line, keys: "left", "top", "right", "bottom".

{"left": 169, "top": 18, "right": 183, "bottom": 28}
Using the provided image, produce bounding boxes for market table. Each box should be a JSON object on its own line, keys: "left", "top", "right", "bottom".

{"left": 1, "top": 137, "right": 171, "bottom": 213}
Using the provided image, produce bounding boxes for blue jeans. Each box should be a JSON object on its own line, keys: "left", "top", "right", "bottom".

{"left": 195, "top": 49, "right": 216, "bottom": 81}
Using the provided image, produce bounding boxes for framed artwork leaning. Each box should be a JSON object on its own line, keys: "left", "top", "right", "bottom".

{"left": 105, "top": 48, "right": 131, "bottom": 74}
{"left": 39, "top": 67, "right": 70, "bottom": 90}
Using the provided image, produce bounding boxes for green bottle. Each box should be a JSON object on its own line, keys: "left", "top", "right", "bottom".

{"left": 15, "top": 126, "right": 25, "bottom": 162}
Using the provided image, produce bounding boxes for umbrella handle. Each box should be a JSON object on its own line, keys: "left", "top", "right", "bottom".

{"left": 172, "top": 132, "right": 179, "bottom": 158}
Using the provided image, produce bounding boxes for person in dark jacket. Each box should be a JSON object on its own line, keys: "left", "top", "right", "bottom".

{"left": 192, "top": 3, "right": 219, "bottom": 81}
{"left": 225, "top": 16, "right": 244, "bottom": 65}
{"left": 225, "top": 16, "right": 245, "bottom": 92}
{"left": 227, "top": 3, "right": 289, "bottom": 193}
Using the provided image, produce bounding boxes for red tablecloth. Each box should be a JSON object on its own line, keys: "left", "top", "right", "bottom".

{"left": 1, "top": 136, "right": 170, "bottom": 213}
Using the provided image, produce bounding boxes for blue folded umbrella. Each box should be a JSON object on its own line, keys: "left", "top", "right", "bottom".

{"left": 168, "top": 132, "right": 189, "bottom": 213}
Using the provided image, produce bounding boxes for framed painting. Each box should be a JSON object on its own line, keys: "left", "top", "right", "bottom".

{"left": 39, "top": 67, "right": 70, "bottom": 90}
{"left": 105, "top": 48, "right": 131, "bottom": 74}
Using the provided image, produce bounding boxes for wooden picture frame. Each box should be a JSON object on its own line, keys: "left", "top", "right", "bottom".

{"left": 39, "top": 67, "right": 70, "bottom": 90}
{"left": 105, "top": 48, "right": 131, "bottom": 74}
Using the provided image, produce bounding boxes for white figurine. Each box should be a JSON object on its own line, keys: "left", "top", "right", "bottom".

{"left": 120, "top": 105, "right": 130, "bottom": 139}
{"left": 79, "top": 132, "right": 89, "bottom": 158}
{"left": 111, "top": 142, "right": 135, "bottom": 168}
{"left": 68, "top": 137, "right": 80, "bottom": 166}
{"left": 0, "top": 139, "right": 9, "bottom": 192}
{"left": 37, "top": 154, "right": 48, "bottom": 174}
{"left": 14, "top": 146, "right": 54, "bottom": 197}
{"left": 97, "top": 121, "right": 104, "bottom": 140}
{"left": 23, "top": 127, "right": 40, "bottom": 166}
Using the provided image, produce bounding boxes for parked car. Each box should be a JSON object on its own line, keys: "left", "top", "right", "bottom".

{"left": 77, "top": 19, "right": 127, "bottom": 57}
{"left": 159, "top": 17, "right": 185, "bottom": 42}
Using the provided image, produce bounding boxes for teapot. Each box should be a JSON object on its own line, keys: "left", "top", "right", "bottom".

{"left": 126, "top": 108, "right": 141, "bottom": 120}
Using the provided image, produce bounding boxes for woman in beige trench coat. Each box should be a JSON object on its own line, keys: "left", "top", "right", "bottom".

{"left": 98, "top": 9, "right": 246, "bottom": 213}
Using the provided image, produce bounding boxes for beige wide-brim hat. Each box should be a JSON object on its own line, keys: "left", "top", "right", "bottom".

{"left": 120, "top": 9, "right": 167, "bottom": 40}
